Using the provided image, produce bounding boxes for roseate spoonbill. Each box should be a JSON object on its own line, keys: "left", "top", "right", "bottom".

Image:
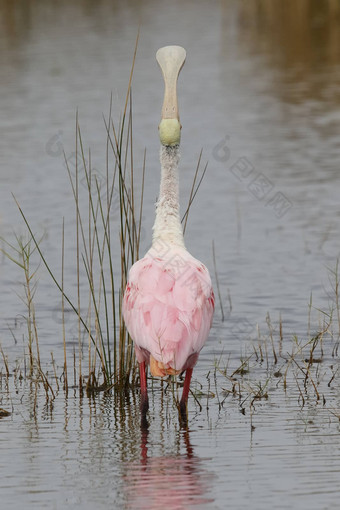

{"left": 122, "top": 46, "right": 214, "bottom": 421}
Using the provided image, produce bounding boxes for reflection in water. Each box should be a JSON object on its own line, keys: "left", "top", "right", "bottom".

{"left": 227, "top": 0, "right": 340, "bottom": 64}
{"left": 221, "top": 0, "right": 340, "bottom": 104}
{"left": 124, "top": 425, "right": 214, "bottom": 510}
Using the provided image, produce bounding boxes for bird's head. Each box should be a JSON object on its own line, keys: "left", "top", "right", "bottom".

{"left": 156, "top": 45, "right": 186, "bottom": 147}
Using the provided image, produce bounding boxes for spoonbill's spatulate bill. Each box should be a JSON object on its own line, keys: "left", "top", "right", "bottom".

{"left": 122, "top": 46, "right": 214, "bottom": 422}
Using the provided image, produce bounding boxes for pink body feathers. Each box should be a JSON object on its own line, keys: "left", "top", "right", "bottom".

{"left": 123, "top": 145, "right": 214, "bottom": 384}
{"left": 123, "top": 243, "right": 214, "bottom": 376}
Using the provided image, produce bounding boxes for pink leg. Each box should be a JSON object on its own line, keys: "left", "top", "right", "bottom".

{"left": 179, "top": 367, "right": 193, "bottom": 423}
{"left": 139, "top": 361, "right": 149, "bottom": 416}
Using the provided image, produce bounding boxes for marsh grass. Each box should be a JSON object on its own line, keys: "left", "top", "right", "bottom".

{"left": 0, "top": 38, "right": 339, "bottom": 424}
{"left": 0, "top": 39, "right": 210, "bottom": 404}
{"left": 0, "top": 235, "right": 40, "bottom": 377}
{"left": 1, "top": 220, "right": 339, "bottom": 426}
{"left": 9, "top": 48, "right": 143, "bottom": 394}
{"left": 203, "top": 260, "right": 340, "bottom": 425}
{"left": 0, "top": 234, "right": 55, "bottom": 401}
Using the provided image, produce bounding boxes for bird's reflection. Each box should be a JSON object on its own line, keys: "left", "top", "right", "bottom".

{"left": 123, "top": 422, "right": 214, "bottom": 509}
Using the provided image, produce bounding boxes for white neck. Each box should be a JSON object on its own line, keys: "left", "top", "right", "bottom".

{"left": 152, "top": 145, "right": 185, "bottom": 248}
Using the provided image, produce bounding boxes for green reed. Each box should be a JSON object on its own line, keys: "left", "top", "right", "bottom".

{"left": 15, "top": 67, "right": 143, "bottom": 391}
{"left": 0, "top": 234, "right": 55, "bottom": 400}
{"left": 2, "top": 37, "right": 208, "bottom": 396}
{"left": 210, "top": 259, "right": 340, "bottom": 422}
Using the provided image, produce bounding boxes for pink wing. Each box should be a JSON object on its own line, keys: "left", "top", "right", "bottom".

{"left": 122, "top": 248, "right": 214, "bottom": 372}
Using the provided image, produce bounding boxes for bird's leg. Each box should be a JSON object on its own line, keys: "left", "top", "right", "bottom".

{"left": 140, "top": 418, "right": 149, "bottom": 465}
{"left": 139, "top": 361, "right": 149, "bottom": 417}
{"left": 179, "top": 367, "right": 193, "bottom": 424}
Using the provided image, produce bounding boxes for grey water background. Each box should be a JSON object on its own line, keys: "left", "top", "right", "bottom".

{"left": 1, "top": 1, "right": 340, "bottom": 509}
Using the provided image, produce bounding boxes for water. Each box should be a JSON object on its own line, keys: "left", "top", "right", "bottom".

{"left": 1, "top": 1, "right": 340, "bottom": 508}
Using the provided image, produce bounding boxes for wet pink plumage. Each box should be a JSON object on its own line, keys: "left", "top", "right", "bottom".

{"left": 123, "top": 245, "right": 215, "bottom": 373}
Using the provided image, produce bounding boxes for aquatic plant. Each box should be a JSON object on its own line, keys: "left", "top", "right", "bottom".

{"left": 207, "top": 260, "right": 340, "bottom": 426}
{"left": 1, "top": 38, "right": 208, "bottom": 399}
{"left": 0, "top": 234, "right": 55, "bottom": 401}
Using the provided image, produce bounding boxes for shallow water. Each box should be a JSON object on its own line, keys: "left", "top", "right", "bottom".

{"left": 1, "top": 1, "right": 340, "bottom": 509}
